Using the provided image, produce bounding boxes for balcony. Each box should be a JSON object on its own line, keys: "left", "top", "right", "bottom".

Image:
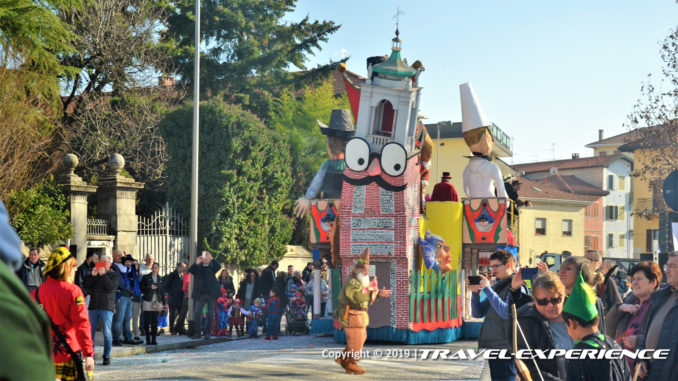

{"left": 636, "top": 198, "right": 653, "bottom": 211}
{"left": 87, "top": 219, "right": 110, "bottom": 235}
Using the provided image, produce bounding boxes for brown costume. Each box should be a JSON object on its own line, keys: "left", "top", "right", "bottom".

{"left": 334, "top": 249, "right": 380, "bottom": 374}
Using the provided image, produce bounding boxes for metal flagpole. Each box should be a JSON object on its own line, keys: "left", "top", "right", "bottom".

{"left": 187, "top": 0, "right": 200, "bottom": 331}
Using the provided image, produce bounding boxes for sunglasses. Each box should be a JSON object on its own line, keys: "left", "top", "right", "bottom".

{"left": 535, "top": 297, "right": 562, "bottom": 306}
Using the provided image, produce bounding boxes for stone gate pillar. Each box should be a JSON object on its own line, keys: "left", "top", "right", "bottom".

{"left": 96, "top": 154, "right": 144, "bottom": 255}
{"left": 60, "top": 154, "right": 97, "bottom": 264}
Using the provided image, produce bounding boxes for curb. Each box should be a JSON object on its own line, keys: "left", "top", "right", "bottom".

{"left": 99, "top": 336, "right": 246, "bottom": 359}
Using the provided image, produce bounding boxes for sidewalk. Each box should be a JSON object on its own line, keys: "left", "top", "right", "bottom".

{"left": 93, "top": 331, "right": 244, "bottom": 359}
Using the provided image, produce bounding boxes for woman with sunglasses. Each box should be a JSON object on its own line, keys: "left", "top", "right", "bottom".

{"left": 605, "top": 261, "right": 661, "bottom": 376}
{"left": 511, "top": 271, "right": 572, "bottom": 381}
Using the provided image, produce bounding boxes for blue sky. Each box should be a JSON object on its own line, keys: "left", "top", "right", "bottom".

{"left": 288, "top": 1, "right": 678, "bottom": 164}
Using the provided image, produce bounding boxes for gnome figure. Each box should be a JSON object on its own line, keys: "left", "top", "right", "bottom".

{"left": 294, "top": 109, "right": 355, "bottom": 217}
{"left": 459, "top": 82, "right": 507, "bottom": 199}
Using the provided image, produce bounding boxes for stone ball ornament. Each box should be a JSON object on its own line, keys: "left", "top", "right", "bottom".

{"left": 63, "top": 153, "right": 78, "bottom": 174}
{"left": 109, "top": 153, "right": 125, "bottom": 174}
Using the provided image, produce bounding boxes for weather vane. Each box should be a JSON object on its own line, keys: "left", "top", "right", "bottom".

{"left": 393, "top": 7, "right": 404, "bottom": 35}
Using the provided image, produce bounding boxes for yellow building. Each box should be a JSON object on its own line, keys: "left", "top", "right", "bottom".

{"left": 514, "top": 177, "right": 589, "bottom": 265}
{"left": 425, "top": 121, "right": 516, "bottom": 198}
{"left": 619, "top": 136, "right": 670, "bottom": 255}
{"left": 587, "top": 127, "right": 677, "bottom": 255}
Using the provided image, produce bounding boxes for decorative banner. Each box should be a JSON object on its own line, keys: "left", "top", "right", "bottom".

{"left": 462, "top": 198, "right": 508, "bottom": 244}
{"left": 310, "top": 199, "right": 340, "bottom": 244}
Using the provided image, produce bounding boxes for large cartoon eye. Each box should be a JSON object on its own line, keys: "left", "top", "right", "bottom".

{"left": 380, "top": 142, "right": 407, "bottom": 177}
{"left": 345, "top": 138, "right": 370, "bottom": 172}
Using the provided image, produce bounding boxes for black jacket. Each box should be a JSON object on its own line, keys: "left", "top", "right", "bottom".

{"left": 15, "top": 258, "right": 45, "bottom": 288}
{"left": 75, "top": 261, "right": 95, "bottom": 296}
{"left": 140, "top": 273, "right": 165, "bottom": 303}
{"left": 84, "top": 270, "right": 118, "bottom": 311}
{"left": 514, "top": 302, "right": 567, "bottom": 381}
{"left": 188, "top": 261, "right": 220, "bottom": 299}
{"left": 164, "top": 270, "right": 185, "bottom": 307}
{"left": 641, "top": 285, "right": 678, "bottom": 381}
{"left": 236, "top": 279, "right": 261, "bottom": 302}
{"left": 260, "top": 266, "right": 277, "bottom": 296}
{"left": 219, "top": 276, "right": 236, "bottom": 296}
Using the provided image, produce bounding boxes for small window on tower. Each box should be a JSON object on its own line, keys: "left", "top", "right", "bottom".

{"left": 373, "top": 100, "right": 395, "bottom": 137}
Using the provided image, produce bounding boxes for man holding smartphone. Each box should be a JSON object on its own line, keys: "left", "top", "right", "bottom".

{"left": 188, "top": 251, "right": 221, "bottom": 339}
{"left": 466, "top": 250, "right": 531, "bottom": 381}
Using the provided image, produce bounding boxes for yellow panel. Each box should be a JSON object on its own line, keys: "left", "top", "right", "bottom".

{"left": 422, "top": 201, "right": 463, "bottom": 271}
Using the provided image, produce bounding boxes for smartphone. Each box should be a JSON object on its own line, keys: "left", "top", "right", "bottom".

{"left": 468, "top": 275, "right": 482, "bottom": 285}
{"left": 520, "top": 267, "right": 539, "bottom": 280}
{"left": 95, "top": 261, "right": 106, "bottom": 270}
{"left": 202, "top": 251, "right": 207, "bottom": 259}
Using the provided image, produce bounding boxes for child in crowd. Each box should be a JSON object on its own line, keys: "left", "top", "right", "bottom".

{"left": 214, "top": 289, "right": 231, "bottom": 336}
{"left": 264, "top": 289, "right": 281, "bottom": 340}
{"left": 242, "top": 298, "right": 263, "bottom": 338}
{"left": 289, "top": 291, "right": 306, "bottom": 320}
{"left": 228, "top": 298, "right": 245, "bottom": 337}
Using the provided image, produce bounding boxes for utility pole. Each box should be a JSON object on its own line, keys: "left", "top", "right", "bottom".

{"left": 187, "top": 0, "right": 201, "bottom": 331}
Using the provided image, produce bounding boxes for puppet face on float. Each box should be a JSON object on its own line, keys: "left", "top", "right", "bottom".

{"left": 419, "top": 232, "right": 452, "bottom": 273}
{"left": 464, "top": 127, "right": 494, "bottom": 156}
{"left": 343, "top": 137, "right": 410, "bottom": 191}
{"left": 474, "top": 203, "right": 496, "bottom": 233}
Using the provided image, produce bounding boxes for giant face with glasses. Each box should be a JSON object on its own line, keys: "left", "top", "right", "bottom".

{"left": 343, "top": 137, "right": 416, "bottom": 192}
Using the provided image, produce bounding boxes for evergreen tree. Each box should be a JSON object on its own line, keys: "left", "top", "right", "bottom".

{"left": 162, "top": 99, "right": 293, "bottom": 268}
{"left": 165, "top": 0, "right": 341, "bottom": 118}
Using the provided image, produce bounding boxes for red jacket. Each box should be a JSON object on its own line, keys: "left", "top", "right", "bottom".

{"left": 431, "top": 180, "right": 459, "bottom": 202}
{"left": 32, "top": 277, "right": 94, "bottom": 362}
{"left": 182, "top": 273, "right": 190, "bottom": 297}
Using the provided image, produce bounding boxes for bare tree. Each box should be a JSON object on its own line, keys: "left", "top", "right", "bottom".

{"left": 68, "top": 87, "right": 184, "bottom": 195}
{"left": 59, "top": 0, "right": 174, "bottom": 118}
{"left": 626, "top": 26, "right": 678, "bottom": 211}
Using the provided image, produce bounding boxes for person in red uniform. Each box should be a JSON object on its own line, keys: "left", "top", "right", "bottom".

{"left": 32, "top": 247, "right": 94, "bottom": 380}
{"left": 430, "top": 172, "right": 459, "bottom": 202}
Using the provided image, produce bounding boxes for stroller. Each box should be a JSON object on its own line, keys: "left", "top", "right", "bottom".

{"left": 285, "top": 292, "right": 309, "bottom": 335}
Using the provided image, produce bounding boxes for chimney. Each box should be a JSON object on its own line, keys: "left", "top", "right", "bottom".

{"left": 572, "top": 153, "right": 580, "bottom": 159}
{"left": 598, "top": 129, "right": 604, "bottom": 141}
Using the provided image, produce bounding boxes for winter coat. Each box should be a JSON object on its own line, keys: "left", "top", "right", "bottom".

{"left": 83, "top": 270, "right": 118, "bottom": 311}
{"left": 15, "top": 257, "right": 45, "bottom": 289}
{"left": 219, "top": 275, "right": 236, "bottom": 296}
{"left": 514, "top": 302, "right": 567, "bottom": 381}
{"left": 31, "top": 278, "right": 93, "bottom": 363}
{"left": 140, "top": 273, "right": 165, "bottom": 303}
{"left": 605, "top": 292, "right": 652, "bottom": 340}
{"left": 188, "top": 261, "right": 220, "bottom": 299}
{"left": 641, "top": 285, "right": 678, "bottom": 381}
{"left": 236, "top": 279, "right": 261, "bottom": 302}
{"left": 260, "top": 266, "right": 277, "bottom": 297}
{"left": 164, "top": 270, "right": 185, "bottom": 307}
{"left": 75, "top": 261, "right": 94, "bottom": 296}
{"left": 598, "top": 273, "right": 623, "bottom": 315}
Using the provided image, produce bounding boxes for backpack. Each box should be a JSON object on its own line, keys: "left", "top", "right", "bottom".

{"left": 580, "top": 334, "right": 629, "bottom": 381}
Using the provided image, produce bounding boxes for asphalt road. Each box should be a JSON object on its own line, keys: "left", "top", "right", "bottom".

{"left": 94, "top": 335, "right": 487, "bottom": 380}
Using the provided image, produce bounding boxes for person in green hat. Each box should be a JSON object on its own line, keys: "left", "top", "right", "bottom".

{"left": 562, "top": 272, "right": 628, "bottom": 381}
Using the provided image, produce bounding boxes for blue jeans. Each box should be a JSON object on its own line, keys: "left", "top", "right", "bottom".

{"left": 248, "top": 319, "right": 259, "bottom": 336}
{"left": 488, "top": 359, "right": 516, "bottom": 381}
{"left": 113, "top": 296, "right": 133, "bottom": 342}
{"left": 266, "top": 314, "right": 280, "bottom": 336}
{"left": 89, "top": 310, "right": 113, "bottom": 357}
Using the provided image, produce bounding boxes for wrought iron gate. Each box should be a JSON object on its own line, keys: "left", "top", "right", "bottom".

{"left": 137, "top": 203, "right": 189, "bottom": 275}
